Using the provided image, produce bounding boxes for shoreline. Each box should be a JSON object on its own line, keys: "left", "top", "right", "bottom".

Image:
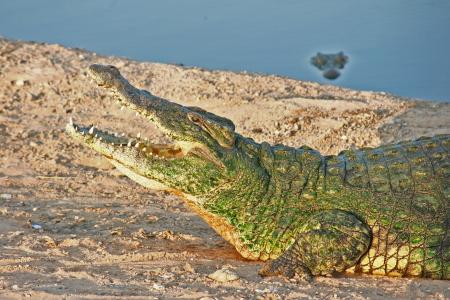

{"left": 0, "top": 38, "right": 449, "bottom": 299}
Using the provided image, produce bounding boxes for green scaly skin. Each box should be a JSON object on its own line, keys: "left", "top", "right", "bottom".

{"left": 66, "top": 64, "right": 449, "bottom": 280}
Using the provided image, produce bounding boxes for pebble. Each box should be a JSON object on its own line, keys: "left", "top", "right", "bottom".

{"left": 0, "top": 193, "right": 12, "bottom": 200}
{"left": 31, "top": 224, "right": 42, "bottom": 230}
{"left": 147, "top": 215, "right": 159, "bottom": 223}
{"left": 152, "top": 283, "right": 164, "bottom": 290}
{"left": 208, "top": 268, "right": 239, "bottom": 283}
{"left": 14, "top": 79, "right": 30, "bottom": 86}
{"left": 110, "top": 228, "right": 123, "bottom": 236}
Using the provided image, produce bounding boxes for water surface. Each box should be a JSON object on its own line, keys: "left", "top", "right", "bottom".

{"left": 1, "top": 0, "right": 449, "bottom": 101}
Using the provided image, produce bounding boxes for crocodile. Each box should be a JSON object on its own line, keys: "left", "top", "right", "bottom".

{"left": 66, "top": 64, "right": 449, "bottom": 280}
{"left": 310, "top": 51, "right": 349, "bottom": 80}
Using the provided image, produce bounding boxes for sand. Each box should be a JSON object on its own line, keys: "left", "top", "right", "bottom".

{"left": 0, "top": 38, "right": 449, "bottom": 299}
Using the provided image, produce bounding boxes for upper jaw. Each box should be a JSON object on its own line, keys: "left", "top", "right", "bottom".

{"left": 88, "top": 65, "right": 199, "bottom": 142}
{"left": 67, "top": 64, "right": 231, "bottom": 167}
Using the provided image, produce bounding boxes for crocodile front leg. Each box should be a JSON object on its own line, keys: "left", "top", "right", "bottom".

{"left": 259, "top": 209, "right": 371, "bottom": 280}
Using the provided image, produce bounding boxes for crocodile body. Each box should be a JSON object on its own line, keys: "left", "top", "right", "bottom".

{"left": 67, "top": 65, "right": 449, "bottom": 280}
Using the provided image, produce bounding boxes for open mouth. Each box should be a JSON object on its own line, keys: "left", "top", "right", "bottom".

{"left": 66, "top": 117, "right": 185, "bottom": 160}
{"left": 66, "top": 64, "right": 223, "bottom": 167}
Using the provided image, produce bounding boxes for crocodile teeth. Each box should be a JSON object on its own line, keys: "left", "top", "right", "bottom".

{"left": 89, "top": 126, "right": 95, "bottom": 134}
{"left": 127, "top": 140, "right": 132, "bottom": 147}
{"left": 120, "top": 106, "right": 125, "bottom": 111}
{"left": 69, "top": 117, "right": 73, "bottom": 125}
{"left": 135, "top": 142, "right": 140, "bottom": 148}
{"left": 137, "top": 132, "right": 141, "bottom": 138}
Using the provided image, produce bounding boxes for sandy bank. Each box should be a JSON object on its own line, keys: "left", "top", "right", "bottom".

{"left": 0, "top": 38, "right": 449, "bottom": 299}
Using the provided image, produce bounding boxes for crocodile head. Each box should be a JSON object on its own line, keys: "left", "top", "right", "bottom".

{"left": 66, "top": 64, "right": 238, "bottom": 203}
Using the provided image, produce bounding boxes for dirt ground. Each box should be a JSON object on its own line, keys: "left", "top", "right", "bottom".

{"left": 0, "top": 38, "right": 449, "bottom": 299}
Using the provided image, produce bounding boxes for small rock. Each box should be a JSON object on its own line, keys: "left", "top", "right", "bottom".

{"left": 208, "top": 268, "right": 239, "bottom": 283}
{"left": 110, "top": 228, "right": 123, "bottom": 236}
{"left": 12, "top": 284, "right": 19, "bottom": 290}
{"left": 0, "top": 193, "right": 12, "bottom": 200}
{"left": 14, "top": 79, "right": 30, "bottom": 86}
{"left": 151, "top": 283, "right": 164, "bottom": 290}
{"left": 31, "top": 224, "right": 42, "bottom": 230}
{"left": 147, "top": 215, "right": 159, "bottom": 223}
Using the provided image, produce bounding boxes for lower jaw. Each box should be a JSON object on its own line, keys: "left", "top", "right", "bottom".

{"left": 67, "top": 122, "right": 185, "bottom": 160}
